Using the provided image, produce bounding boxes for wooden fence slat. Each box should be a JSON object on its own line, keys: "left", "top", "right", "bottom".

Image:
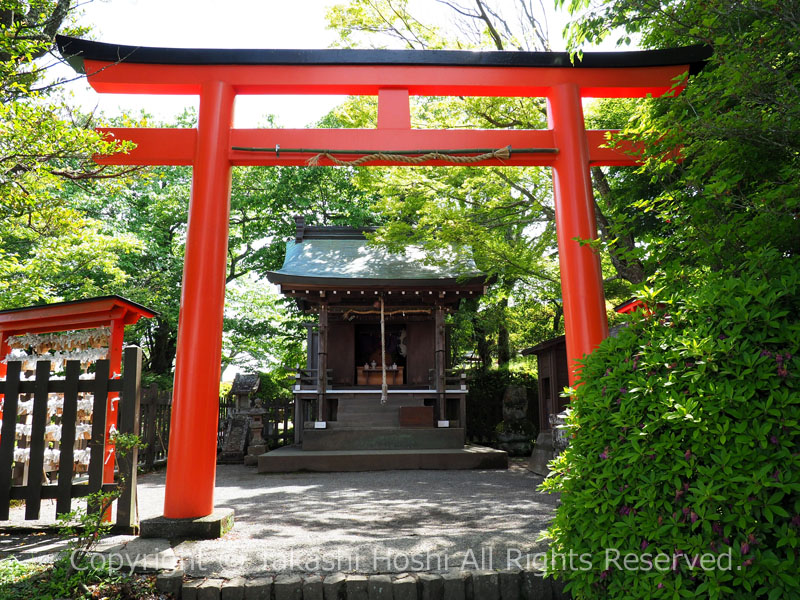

{"left": 0, "top": 361, "right": 21, "bottom": 520}
{"left": 1, "top": 354, "right": 151, "bottom": 523}
{"left": 116, "top": 347, "right": 141, "bottom": 531}
{"left": 87, "top": 359, "right": 109, "bottom": 510}
{"left": 55, "top": 361, "right": 81, "bottom": 516}
{"left": 25, "top": 361, "right": 51, "bottom": 520}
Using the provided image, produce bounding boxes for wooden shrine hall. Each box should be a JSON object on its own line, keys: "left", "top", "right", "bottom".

{"left": 258, "top": 217, "right": 508, "bottom": 471}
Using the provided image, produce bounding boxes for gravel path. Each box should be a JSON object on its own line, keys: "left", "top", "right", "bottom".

{"left": 2, "top": 462, "right": 559, "bottom": 577}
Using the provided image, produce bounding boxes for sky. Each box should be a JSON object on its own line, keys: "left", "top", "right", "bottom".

{"left": 61, "top": 0, "right": 611, "bottom": 127}
{"left": 64, "top": 0, "right": 347, "bottom": 127}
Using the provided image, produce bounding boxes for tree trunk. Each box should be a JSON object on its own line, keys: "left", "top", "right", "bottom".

{"left": 591, "top": 166, "right": 646, "bottom": 284}
{"left": 147, "top": 318, "right": 177, "bottom": 377}
{"left": 552, "top": 301, "right": 563, "bottom": 334}
{"left": 474, "top": 315, "right": 492, "bottom": 372}
{"left": 497, "top": 297, "right": 511, "bottom": 368}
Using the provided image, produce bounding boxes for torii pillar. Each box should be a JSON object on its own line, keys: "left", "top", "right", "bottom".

{"left": 57, "top": 36, "right": 709, "bottom": 523}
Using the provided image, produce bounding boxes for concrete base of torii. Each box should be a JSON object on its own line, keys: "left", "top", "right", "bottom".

{"left": 140, "top": 508, "right": 234, "bottom": 540}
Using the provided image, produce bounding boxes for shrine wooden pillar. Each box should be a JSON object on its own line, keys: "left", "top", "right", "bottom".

{"left": 317, "top": 302, "right": 328, "bottom": 422}
{"left": 434, "top": 305, "right": 446, "bottom": 421}
{"left": 163, "top": 81, "right": 234, "bottom": 519}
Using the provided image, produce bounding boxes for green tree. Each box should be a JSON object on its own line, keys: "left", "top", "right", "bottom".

{"left": 326, "top": 0, "right": 647, "bottom": 286}
{"left": 80, "top": 107, "right": 379, "bottom": 381}
{"left": 558, "top": 0, "right": 799, "bottom": 269}
{"left": 0, "top": 0, "right": 86, "bottom": 100}
{"left": 0, "top": 1, "right": 139, "bottom": 309}
{"left": 222, "top": 275, "right": 304, "bottom": 373}
{"left": 323, "top": 2, "right": 645, "bottom": 364}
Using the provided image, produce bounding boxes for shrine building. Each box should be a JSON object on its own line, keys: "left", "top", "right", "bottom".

{"left": 259, "top": 217, "right": 508, "bottom": 471}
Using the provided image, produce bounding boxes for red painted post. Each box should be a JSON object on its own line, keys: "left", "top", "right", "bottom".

{"left": 103, "top": 318, "right": 125, "bottom": 487}
{"left": 0, "top": 331, "right": 8, "bottom": 379}
{"left": 547, "top": 83, "right": 609, "bottom": 385}
{"left": 377, "top": 88, "right": 410, "bottom": 129}
{"left": 164, "top": 80, "right": 234, "bottom": 519}
{"left": 0, "top": 332, "right": 7, "bottom": 443}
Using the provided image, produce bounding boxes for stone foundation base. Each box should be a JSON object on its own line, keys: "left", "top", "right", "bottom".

{"left": 140, "top": 508, "right": 234, "bottom": 539}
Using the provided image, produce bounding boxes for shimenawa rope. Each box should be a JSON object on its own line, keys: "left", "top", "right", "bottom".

{"left": 307, "top": 145, "right": 511, "bottom": 166}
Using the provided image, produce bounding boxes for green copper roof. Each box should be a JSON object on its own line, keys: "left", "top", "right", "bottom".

{"left": 267, "top": 238, "right": 484, "bottom": 285}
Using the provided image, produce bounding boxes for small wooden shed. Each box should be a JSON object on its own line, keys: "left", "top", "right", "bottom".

{"left": 521, "top": 335, "right": 570, "bottom": 433}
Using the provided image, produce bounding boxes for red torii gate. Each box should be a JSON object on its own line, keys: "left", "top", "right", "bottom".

{"left": 57, "top": 36, "right": 709, "bottom": 521}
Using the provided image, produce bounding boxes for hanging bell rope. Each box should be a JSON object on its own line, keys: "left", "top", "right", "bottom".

{"left": 231, "top": 145, "right": 558, "bottom": 166}
{"left": 380, "top": 295, "right": 388, "bottom": 405}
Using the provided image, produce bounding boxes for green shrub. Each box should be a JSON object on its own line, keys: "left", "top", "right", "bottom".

{"left": 0, "top": 556, "right": 159, "bottom": 600}
{"left": 542, "top": 251, "right": 800, "bottom": 599}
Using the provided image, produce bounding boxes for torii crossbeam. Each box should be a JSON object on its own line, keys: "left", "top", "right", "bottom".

{"left": 58, "top": 36, "right": 709, "bottom": 521}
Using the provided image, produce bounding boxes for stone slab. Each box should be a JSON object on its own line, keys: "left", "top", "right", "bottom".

{"left": 527, "top": 432, "right": 554, "bottom": 476}
{"left": 303, "top": 575, "right": 324, "bottom": 600}
{"left": 472, "top": 570, "right": 499, "bottom": 600}
{"left": 274, "top": 574, "right": 303, "bottom": 600}
{"left": 442, "top": 571, "right": 466, "bottom": 600}
{"left": 156, "top": 568, "right": 184, "bottom": 596}
{"left": 94, "top": 536, "right": 178, "bottom": 573}
{"left": 198, "top": 578, "right": 224, "bottom": 600}
{"left": 346, "top": 574, "right": 369, "bottom": 600}
{"left": 244, "top": 577, "right": 273, "bottom": 600}
{"left": 222, "top": 577, "right": 247, "bottom": 600}
{"left": 323, "top": 573, "right": 347, "bottom": 600}
{"left": 418, "top": 572, "right": 443, "bottom": 600}
{"left": 258, "top": 445, "right": 508, "bottom": 473}
{"left": 551, "top": 578, "right": 569, "bottom": 600}
{"left": 183, "top": 579, "right": 204, "bottom": 600}
{"left": 521, "top": 570, "right": 551, "bottom": 600}
{"left": 140, "top": 508, "right": 234, "bottom": 539}
{"left": 368, "top": 574, "right": 393, "bottom": 600}
{"left": 498, "top": 570, "right": 521, "bottom": 600}
{"left": 392, "top": 574, "right": 417, "bottom": 600}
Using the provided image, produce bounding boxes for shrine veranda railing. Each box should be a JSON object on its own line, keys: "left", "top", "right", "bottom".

{"left": 0, "top": 346, "right": 142, "bottom": 530}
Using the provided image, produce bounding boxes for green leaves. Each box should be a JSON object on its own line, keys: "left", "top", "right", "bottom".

{"left": 544, "top": 250, "right": 800, "bottom": 599}
{"left": 0, "top": 2, "right": 145, "bottom": 310}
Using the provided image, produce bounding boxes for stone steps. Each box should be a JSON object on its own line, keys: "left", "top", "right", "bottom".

{"left": 258, "top": 443, "right": 509, "bottom": 472}
{"left": 301, "top": 427, "right": 463, "bottom": 451}
{"left": 334, "top": 396, "right": 428, "bottom": 428}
